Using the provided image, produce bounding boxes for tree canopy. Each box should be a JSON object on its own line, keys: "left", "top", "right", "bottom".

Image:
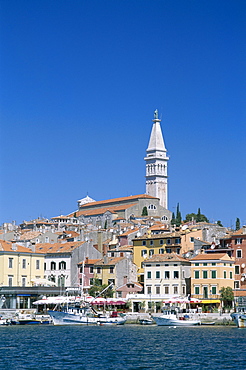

{"left": 220, "top": 286, "right": 234, "bottom": 308}
{"left": 88, "top": 279, "right": 114, "bottom": 298}
{"left": 184, "top": 209, "right": 209, "bottom": 223}
{"left": 236, "top": 218, "right": 240, "bottom": 231}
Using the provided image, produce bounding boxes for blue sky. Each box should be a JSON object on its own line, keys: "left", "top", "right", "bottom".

{"left": 0, "top": 0, "right": 245, "bottom": 228}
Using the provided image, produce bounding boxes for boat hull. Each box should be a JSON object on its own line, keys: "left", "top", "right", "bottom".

{"left": 152, "top": 316, "right": 201, "bottom": 326}
{"left": 48, "top": 310, "right": 126, "bottom": 326}
{"left": 231, "top": 313, "right": 246, "bottom": 328}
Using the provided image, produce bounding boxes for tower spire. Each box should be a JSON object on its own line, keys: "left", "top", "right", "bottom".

{"left": 144, "top": 110, "right": 169, "bottom": 209}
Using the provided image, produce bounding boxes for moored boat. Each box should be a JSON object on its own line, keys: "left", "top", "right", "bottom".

{"left": 152, "top": 308, "right": 201, "bottom": 326}
{"left": 231, "top": 311, "right": 246, "bottom": 328}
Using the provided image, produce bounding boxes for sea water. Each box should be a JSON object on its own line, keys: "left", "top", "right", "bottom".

{"left": 0, "top": 325, "right": 245, "bottom": 369}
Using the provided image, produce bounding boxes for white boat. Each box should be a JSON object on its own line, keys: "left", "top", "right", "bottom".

{"left": 48, "top": 305, "right": 126, "bottom": 326}
{"left": 231, "top": 309, "right": 246, "bottom": 328}
{"left": 152, "top": 309, "right": 201, "bottom": 326}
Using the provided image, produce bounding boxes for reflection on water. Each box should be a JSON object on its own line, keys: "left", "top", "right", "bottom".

{"left": 0, "top": 325, "right": 245, "bottom": 369}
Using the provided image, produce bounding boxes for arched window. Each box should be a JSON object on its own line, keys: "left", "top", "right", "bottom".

{"left": 161, "top": 215, "right": 168, "bottom": 221}
{"left": 59, "top": 261, "right": 66, "bottom": 270}
{"left": 148, "top": 204, "right": 156, "bottom": 210}
{"left": 51, "top": 261, "right": 56, "bottom": 271}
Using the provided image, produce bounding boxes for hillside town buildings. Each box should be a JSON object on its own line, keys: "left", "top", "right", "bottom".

{"left": 0, "top": 111, "right": 245, "bottom": 312}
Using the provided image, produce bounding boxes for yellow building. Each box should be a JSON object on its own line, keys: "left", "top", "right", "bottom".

{"left": 132, "top": 232, "right": 182, "bottom": 282}
{"left": 0, "top": 240, "right": 45, "bottom": 287}
{"left": 190, "top": 253, "right": 234, "bottom": 307}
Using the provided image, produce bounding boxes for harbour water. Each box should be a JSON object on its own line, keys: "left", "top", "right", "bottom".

{"left": 0, "top": 325, "right": 246, "bottom": 369}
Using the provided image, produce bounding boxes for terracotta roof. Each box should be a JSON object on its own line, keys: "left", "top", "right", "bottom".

{"left": 0, "top": 240, "right": 43, "bottom": 254}
{"left": 35, "top": 241, "right": 85, "bottom": 254}
{"left": 17, "top": 231, "right": 42, "bottom": 241}
{"left": 119, "top": 228, "right": 139, "bottom": 236}
{"left": 94, "top": 257, "right": 125, "bottom": 266}
{"left": 78, "top": 259, "right": 101, "bottom": 265}
{"left": 70, "top": 203, "right": 138, "bottom": 218}
{"left": 190, "top": 253, "right": 234, "bottom": 261}
{"left": 143, "top": 253, "right": 188, "bottom": 263}
{"left": 135, "top": 232, "right": 182, "bottom": 240}
{"left": 79, "top": 194, "right": 157, "bottom": 209}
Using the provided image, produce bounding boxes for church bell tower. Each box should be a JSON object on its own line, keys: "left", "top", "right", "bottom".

{"left": 144, "top": 110, "right": 169, "bottom": 209}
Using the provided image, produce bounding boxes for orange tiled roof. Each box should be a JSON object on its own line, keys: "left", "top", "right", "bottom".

{"left": 94, "top": 257, "right": 125, "bottom": 266}
{"left": 0, "top": 240, "right": 44, "bottom": 254}
{"left": 35, "top": 241, "right": 85, "bottom": 254}
{"left": 120, "top": 228, "right": 139, "bottom": 236}
{"left": 190, "top": 253, "right": 234, "bottom": 261}
{"left": 79, "top": 194, "right": 157, "bottom": 208}
{"left": 143, "top": 253, "right": 188, "bottom": 263}
{"left": 78, "top": 259, "right": 101, "bottom": 265}
{"left": 70, "top": 203, "right": 138, "bottom": 218}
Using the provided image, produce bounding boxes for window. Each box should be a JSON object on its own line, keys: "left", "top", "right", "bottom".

{"left": 236, "top": 250, "right": 242, "bottom": 258}
{"left": 59, "top": 261, "right": 66, "bottom": 270}
{"left": 156, "top": 271, "right": 160, "bottom": 279}
{"left": 159, "top": 248, "right": 164, "bottom": 254}
{"left": 203, "top": 263, "right": 207, "bottom": 266}
{"left": 167, "top": 239, "right": 171, "bottom": 244}
{"left": 235, "top": 238, "right": 242, "bottom": 245}
{"left": 44, "top": 263, "right": 46, "bottom": 270}
{"left": 141, "top": 249, "right": 147, "bottom": 257}
{"left": 45, "top": 237, "right": 49, "bottom": 243}
{"left": 166, "top": 248, "right": 171, "bottom": 254}
{"left": 22, "top": 276, "right": 26, "bottom": 287}
{"left": 149, "top": 249, "right": 154, "bottom": 256}
{"left": 195, "top": 263, "right": 199, "bottom": 266}
{"left": 147, "top": 286, "right": 151, "bottom": 294}
{"left": 109, "top": 267, "right": 114, "bottom": 274}
{"left": 150, "top": 240, "right": 154, "bottom": 245}
{"left": 142, "top": 241, "right": 146, "bottom": 246}
{"left": 235, "top": 266, "right": 240, "bottom": 274}
{"left": 230, "top": 271, "right": 233, "bottom": 279}
{"left": 203, "top": 271, "right": 208, "bottom": 279}
{"left": 234, "top": 281, "right": 240, "bottom": 289}
{"left": 8, "top": 258, "right": 13, "bottom": 268}
{"left": 211, "top": 286, "right": 217, "bottom": 295}
{"left": 212, "top": 263, "right": 216, "bottom": 266}
{"left": 190, "top": 237, "right": 194, "bottom": 242}
{"left": 176, "top": 248, "right": 180, "bottom": 255}
{"left": 8, "top": 276, "right": 13, "bottom": 287}
{"left": 195, "top": 271, "right": 200, "bottom": 279}
{"left": 108, "top": 279, "right": 115, "bottom": 285}
{"left": 182, "top": 286, "right": 186, "bottom": 295}
{"left": 160, "top": 239, "right": 164, "bottom": 245}
{"left": 97, "top": 267, "right": 101, "bottom": 274}
{"left": 175, "top": 238, "right": 181, "bottom": 244}
{"left": 156, "top": 286, "right": 160, "bottom": 294}
{"left": 89, "top": 266, "right": 93, "bottom": 274}
{"left": 148, "top": 204, "right": 156, "bottom": 210}
{"left": 173, "top": 286, "right": 178, "bottom": 294}
{"left": 51, "top": 262, "right": 56, "bottom": 271}
{"left": 224, "top": 271, "right": 227, "bottom": 279}
{"left": 195, "top": 286, "right": 200, "bottom": 295}
{"left": 22, "top": 259, "right": 26, "bottom": 269}
{"left": 147, "top": 271, "right": 151, "bottom": 279}
{"left": 211, "top": 270, "right": 216, "bottom": 279}
{"left": 164, "top": 286, "right": 169, "bottom": 294}
{"left": 174, "top": 271, "right": 179, "bottom": 279}
{"left": 165, "top": 271, "right": 170, "bottom": 279}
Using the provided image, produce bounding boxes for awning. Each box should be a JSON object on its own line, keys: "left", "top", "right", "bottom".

{"left": 200, "top": 299, "right": 221, "bottom": 304}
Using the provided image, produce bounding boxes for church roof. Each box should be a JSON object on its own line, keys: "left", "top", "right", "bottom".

{"left": 78, "top": 194, "right": 157, "bottom": 209}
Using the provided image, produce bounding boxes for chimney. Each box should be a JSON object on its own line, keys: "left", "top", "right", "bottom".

{"left": 123, "top": 276, "right": 128, "bottom": 285}
{"left": 85, "top": 257, "right": 89, "bottom": 264}
{"left": 12, "top": 243, "right": 17, "bottom": 251}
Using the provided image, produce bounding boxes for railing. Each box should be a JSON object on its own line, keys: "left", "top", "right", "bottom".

{"left": 192, "top": 294, "right": 221, "bottom": 300}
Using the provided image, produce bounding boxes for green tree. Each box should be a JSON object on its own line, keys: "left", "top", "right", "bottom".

{"left": 236, "top": 218, "right": 240, "bottom": 231}
{"left": 220, "top": 286, "right": 234, "bottom": 308}
{"left": 196, "top": 208, "right": 202, "bottom": 222}
{"left": 175, "top": 203, "right": 182, "bottom": 226}
{"left": 171, "top": 212, "right": 176, "bottom": 225}
{"left": 217, "top": 220, "right": 223, "bottom": 227}
{"left": 88, "top": 279, "right": 114, "bottom": 298}
{"left": 184, "top": 213, "right": 197, "bottom": 222}
{"left": 104, "top": 219, "right": 108, "bottom": 229}
{"left": 141, "top": 206, "right": 148, "bottom": 216}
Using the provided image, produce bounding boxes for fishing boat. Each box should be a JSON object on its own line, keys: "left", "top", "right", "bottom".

{"left": 138, "top": 318, "right": 154, "bottom": 325}
{"left": 47, "top": 283, "right": 126, "bottom": 326}
{"left": 12, "top": 310, "right": 53, "bottom": 325}
{"left": 48, "top": 305, "right": 126, "bottom": 325}
{"left": 152, "top": 308, "right": 201, "bottom": 326}
{"left": 231, "top": 308, "right": 246, "bottom": 328}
